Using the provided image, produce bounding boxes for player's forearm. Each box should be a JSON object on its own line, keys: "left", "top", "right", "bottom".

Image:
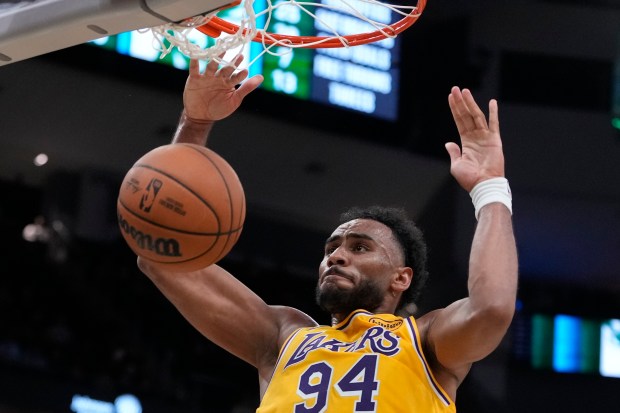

{"left": 137, "top": 257, "right": 282, "bottom": 367}
{"left": 467, "top": 203, "right": 518, "bottom": 319}
{"left": 171, "top": 110, "right": 215, "bottom": 146}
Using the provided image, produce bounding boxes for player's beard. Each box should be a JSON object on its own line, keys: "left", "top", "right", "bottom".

{"left": 315, "top": 277, "right": 384, "bottom": 316}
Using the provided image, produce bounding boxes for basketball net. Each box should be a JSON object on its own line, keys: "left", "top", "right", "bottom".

{"left": 149, "top": 0, "right": 427, "bottom": 68}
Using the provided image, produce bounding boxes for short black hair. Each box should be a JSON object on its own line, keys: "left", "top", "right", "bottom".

{"left": 338, "top": 206, "right": 429, "bottom": 313}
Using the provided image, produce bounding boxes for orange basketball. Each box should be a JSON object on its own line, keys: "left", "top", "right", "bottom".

{"left": 117, "top": 143, "right": 245, "bottom": 272}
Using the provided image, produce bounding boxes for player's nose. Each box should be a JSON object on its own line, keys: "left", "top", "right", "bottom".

{"left": 327, "top": 246, "right": 349, "bottom": 267}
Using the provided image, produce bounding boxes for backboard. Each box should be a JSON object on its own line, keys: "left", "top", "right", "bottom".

{"left": 0, "top": 0, "right": 236, "bottom": 66}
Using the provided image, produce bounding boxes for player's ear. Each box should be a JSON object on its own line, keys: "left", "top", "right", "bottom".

{"left": 392, "top": 267, "right": 413, "bottom": 293}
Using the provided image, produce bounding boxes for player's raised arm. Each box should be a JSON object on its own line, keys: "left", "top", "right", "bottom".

{"left": 420, "top": 87, "right": 518, "bottom": 391}
{"left": 135, "top": 56, "right": 311, "bottom": 391}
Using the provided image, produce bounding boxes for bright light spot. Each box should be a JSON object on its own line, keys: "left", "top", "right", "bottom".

{"left": 128, "top": 30, "right": 160, "bottom": 62}
{"left": 115, "top": 394, "right": 142, "bottom": 413}
{"left": 22, "top": 223, "right": 49, "bottom": 242}
{"left": 34, "top": 153, "right": 48, "bottom": 166}
{"left": 22, "top": 224, "right": 39, "bottom": 242}
{"left": 90, "top": 36, "right": 109, "bottom": 46}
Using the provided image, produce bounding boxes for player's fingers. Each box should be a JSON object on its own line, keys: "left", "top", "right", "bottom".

{"left": 235, "top": 75, "right": 264, "bottom": 99}
{"left": 218, "top": 54, "right": 244, "bottom": 79}
{"left": 444, "top": 142, "right": 461, "bottom": 164}
{"left": 189, "top": 59, "right": 200, "bottom": 75}
{"left": 218, "top": 64, "right": 237, "bottom": 79}
{"left": 448, "top": 88, "right": 470, "bottom": 136}
{"left": 230, "top": 67, "right": 249, "bottom": 85}
{"left": 232, "top": 53, "right": 245, "bottom": 67}
{"left": 205, "top": 57, "right": 220, "bottom": 75}
{"left": 487, "top": 99, "right": 499, "bottom": 134}
{"left": 461, "top": 89, "right": 488, "bottom": 131}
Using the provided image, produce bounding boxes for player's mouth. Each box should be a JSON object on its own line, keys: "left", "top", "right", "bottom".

{"left": 321, "top": 266, "right": 352, "bottom": 284}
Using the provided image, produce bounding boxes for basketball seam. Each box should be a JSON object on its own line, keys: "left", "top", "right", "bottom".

{"left": 182, "top": 144, "right": 243, "bottom": 262}
{"left": 133, "top": 162, "right": 226, "bottom": 232}
{"left": 119, "top": 143, "right": 245, "bottom": 270}
{"left": 117, "top": 197, "right": 241, "bottom": 236}
{"left": 182, "top": 143, "right": 239, "bottom": 225}
{"left": 118, "top": 201, "right": 229, "bottom": 265}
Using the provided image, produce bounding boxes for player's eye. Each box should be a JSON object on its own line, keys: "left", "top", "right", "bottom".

{"left": 324, "top": 244, "right": 337, "bottom": 255}
{"left": 352, "top": 243, "right": 369, "bottom": 252}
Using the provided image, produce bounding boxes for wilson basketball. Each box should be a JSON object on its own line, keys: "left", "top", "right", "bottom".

{"left": 117, "top": 143, "right": 245, "bottom": 272}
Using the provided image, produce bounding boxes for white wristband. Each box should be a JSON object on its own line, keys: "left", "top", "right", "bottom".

{"left": 469, "top": 177, "right": 512, "bottom": 220}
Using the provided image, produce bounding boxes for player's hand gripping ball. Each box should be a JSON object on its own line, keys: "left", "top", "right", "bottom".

{"left": 117, "top": 143, "right": 245, "bottom": 272}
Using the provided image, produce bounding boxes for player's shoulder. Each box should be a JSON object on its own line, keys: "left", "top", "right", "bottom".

{"left": 271, "top": 305, "right": 319, "bottom": 331}
{"left": 415, "top": 308, "right": 442, "bottom": 338}
{"left": 256, "top": 305, "right": 317, "bottom": 368}
{"left": 273, "top": 306, "right": 318, "bottom": 347}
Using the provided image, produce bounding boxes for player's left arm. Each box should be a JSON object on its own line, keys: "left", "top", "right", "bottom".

{"left": 421, "top": 87, "right": 518, "bottom": 381}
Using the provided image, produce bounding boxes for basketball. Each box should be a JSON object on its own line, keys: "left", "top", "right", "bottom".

{"left": 117, "top": 143, "right": 246, "bottom": 272}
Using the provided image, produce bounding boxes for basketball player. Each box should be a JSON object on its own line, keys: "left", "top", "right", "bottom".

{"left": 137, "top": 56, "right": 518, "bottom": 412}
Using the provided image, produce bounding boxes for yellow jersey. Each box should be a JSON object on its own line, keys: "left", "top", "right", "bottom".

{"left": 257, "top": 309, "right": 456, "bottom": 413}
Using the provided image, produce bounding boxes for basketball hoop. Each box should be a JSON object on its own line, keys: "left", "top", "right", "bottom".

{"left": 149, "top": 0, "right": 427, "bottom": 67}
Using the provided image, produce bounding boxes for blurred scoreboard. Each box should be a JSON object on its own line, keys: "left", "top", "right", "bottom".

{"left": 91, "top": 0, "right": 402, "bottom": 120}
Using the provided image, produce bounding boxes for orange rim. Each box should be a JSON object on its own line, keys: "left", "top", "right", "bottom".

{"left": 196, "top": 0, "right": 426, "bottom": 48}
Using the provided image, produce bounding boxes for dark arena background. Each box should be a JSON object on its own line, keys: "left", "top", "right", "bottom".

{"left": 1, "top": 1, "right": 620, "bottom": 412}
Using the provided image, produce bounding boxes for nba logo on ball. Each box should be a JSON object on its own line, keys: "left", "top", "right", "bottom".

{"left": 139, "top": 178, "right": 163, "bottom": 212}
{"left": 117, "top": 144, "right": 246, "bottom": 272}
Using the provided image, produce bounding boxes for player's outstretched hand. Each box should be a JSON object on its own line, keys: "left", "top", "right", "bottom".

{"left": 183, "top": 54, "right": 264, "bottom": 123}
{"left": 445, "top": 86, "right": 505, "bottom": 192}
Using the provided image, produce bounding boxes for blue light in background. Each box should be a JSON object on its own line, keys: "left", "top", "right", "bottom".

{"left": 553, "top": 314, "right": 581, "bottom": 373}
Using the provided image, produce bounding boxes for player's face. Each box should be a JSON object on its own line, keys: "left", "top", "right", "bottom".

{"left": 316, "top": 219, "right": 405, "bottom": 316}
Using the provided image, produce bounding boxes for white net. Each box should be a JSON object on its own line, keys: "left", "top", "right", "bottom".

{"left": 149, "top": 0, "right": 425, "bottom": 68}
{"left": 150, "top": 0, "right": 257, "bottom": 66}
